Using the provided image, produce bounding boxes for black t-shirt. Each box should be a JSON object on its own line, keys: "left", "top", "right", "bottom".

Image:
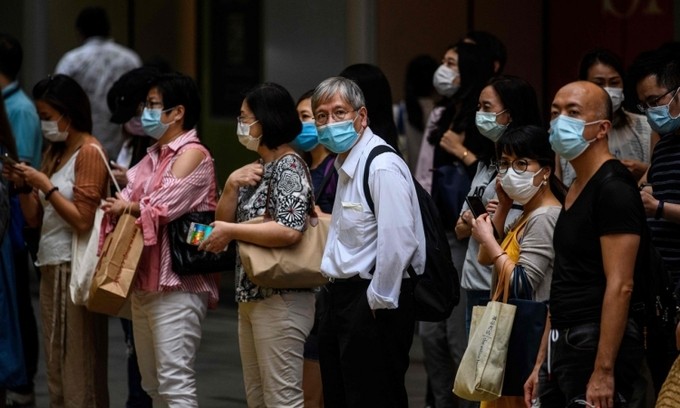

{"left": 550, "top": 160, "right": 645, "bottom": 329}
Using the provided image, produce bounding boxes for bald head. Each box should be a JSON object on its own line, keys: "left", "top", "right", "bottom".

{"left": 552, "top": 81, "right": 612, "bottom": 122}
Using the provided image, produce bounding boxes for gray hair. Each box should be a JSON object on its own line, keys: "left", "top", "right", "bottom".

{"left": 311, "top": 76, "right": 365, "bottom": 112}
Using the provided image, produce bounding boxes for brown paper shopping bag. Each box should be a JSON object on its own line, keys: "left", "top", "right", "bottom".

{"left": 87, "top": 212, "right": 143, "bottom": 316}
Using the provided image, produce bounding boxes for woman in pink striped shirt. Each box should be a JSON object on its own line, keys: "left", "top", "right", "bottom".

{"left": 102, "top": 73, "right": 219, "bottom": 408}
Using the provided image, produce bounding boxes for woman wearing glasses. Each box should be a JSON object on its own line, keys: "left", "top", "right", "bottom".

{"left": 102, "top": 73, "right": 219, "bottom": 407}
{"left": 202, "top": 83, "right": 314, "bottom": 407}
{"left": 471, "top": 125, "right": 566, "bottom": 408}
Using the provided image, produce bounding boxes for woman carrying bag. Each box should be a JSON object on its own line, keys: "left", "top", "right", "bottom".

{"left": 101, "top": 73, "right": 219, "bottom": 407}
{"left": 200, "top": 82, "right": 315, "bottom": 407}
{"left": 3, "top": 74, "right": 109, "bottom": 407}
{"left": 470, "top": 125, "right": 565, "bottom": 408}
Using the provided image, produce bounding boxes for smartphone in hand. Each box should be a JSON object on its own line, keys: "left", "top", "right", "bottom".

{"left": 465, "top": 196, "right": 487, "bottom": 219}
{"left": 186, "top": 222, "right": 214, "bottom": 245}
{"left": 0, "top": 153, "right": 18, "bottom": 167}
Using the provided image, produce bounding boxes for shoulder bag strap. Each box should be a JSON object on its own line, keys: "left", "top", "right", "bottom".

{"left": 90, "top": 143, "right": 121, "bottom": 194}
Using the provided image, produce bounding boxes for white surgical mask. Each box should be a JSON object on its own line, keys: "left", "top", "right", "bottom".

{"left": 433, "top": 64, "right": 460, "bottom": 97}
{"left": 41, "top": 116, "right": 69, "bottom": 142}
{"left": 500, "top": 167, "right": 545, "bottom": 205}
{"left": 237, "top": 120, "right": 261, "bottom": 151}
{"left": 604, "top": 87, "right": 624, "bottom": 112}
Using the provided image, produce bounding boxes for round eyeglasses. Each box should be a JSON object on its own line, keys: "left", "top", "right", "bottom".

{"left": 495, "top": 158, "right": 538, "bottom": 175}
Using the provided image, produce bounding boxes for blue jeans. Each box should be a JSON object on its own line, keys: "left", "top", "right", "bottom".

{"left": 538, "top": 319, "right": 645, "bottom": 407}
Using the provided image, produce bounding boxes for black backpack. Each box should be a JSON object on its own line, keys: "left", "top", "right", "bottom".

{"left": 363, "top": 145, "right": 460, "bottom": 322}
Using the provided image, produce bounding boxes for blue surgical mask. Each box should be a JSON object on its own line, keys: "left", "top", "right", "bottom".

{"left": 475, "top": 110, "right": 508, "bottom": 142}
{"left": 317, "top": 117, "right": 360, "bottom": 154}
{"left": 646, "top": 92, "right": 680, "bottom": 135}
{"left": 290, "top": 122, "right": 319, "bottom": 151}
{"left": 549, "top": 115, "right": 601, "bottom": 161}
{"left": 141, "top": 108, "right": 173, "bottom": 139}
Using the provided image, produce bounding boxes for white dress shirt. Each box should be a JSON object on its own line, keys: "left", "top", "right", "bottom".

{"left": 56, "top": 37, "right": 142, "bottom": 158}
{"left": 321, "top": 127, "right": 426, "bottom": 310}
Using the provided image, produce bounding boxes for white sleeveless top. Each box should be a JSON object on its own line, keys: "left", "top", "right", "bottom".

{"left": 36, "top": 152, "right": 78, "bottom": 266}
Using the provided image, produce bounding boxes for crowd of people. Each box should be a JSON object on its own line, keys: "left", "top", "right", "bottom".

{"left": 1, "top": 5, "right": 680, "bottom": 408}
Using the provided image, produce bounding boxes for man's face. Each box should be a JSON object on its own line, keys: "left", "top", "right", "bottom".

{"left": 551, "top": 83, "right": 597, "bottom": 122}
{"left": 637, "top": 74, "right": 680, "bottom": 118}
{"left": 313, "top": 93, "right": 367, "bottom": 133}
{"left": 550, "top": 82, "right": 607, "bottom": 141}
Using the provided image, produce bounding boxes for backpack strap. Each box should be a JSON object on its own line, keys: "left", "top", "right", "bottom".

{"left": 362, "top": 145, "right": 399, "bottom": 213}
{"left": 362, "top": 144, "right": 420, "bottom": 279}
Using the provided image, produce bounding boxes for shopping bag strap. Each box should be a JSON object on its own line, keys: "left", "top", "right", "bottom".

{"left": 492, "top": 257, "right": 512, "bottom": 303}
{"left": 90, "top": 143, "right": 122, "bottom": 194}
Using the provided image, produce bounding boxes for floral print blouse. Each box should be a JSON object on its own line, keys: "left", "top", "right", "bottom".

{"left": 235, "top": 153, "right": 314, "bottom": 302}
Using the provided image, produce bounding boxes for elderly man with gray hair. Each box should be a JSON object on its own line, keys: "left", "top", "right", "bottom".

{"left": 312, "top": 76, "right": 426, "bottom": 408}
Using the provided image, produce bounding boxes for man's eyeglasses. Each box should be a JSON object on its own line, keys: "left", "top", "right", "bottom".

{"left": 314, "top": 109, "right": 356, "bottom": 126}
{"left": 637, "top": 86, "right": 680, "bottom": 112}
{"left": 495, "top": 159, "right": 538, "bottom": 175}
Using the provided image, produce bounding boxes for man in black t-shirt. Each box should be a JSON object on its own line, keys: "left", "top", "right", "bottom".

{"left": 524, "top": 81, "right": 645, "bottom": 408}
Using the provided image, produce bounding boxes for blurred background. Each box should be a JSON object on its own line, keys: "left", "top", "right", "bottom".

{"left": 1, "top": 0, "right": 677, "bottom": 181}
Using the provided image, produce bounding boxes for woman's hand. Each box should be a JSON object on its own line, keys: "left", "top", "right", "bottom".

{"left": 226, "top": 162, "right": 264, "bottom": 190}
{"left": 14, "top": 163, "right": 51, "bottom": 192}
{"left": 110, "top": 161, "right": 129, "bottom": 188}
{"left": 486, "top": 198, "right": 499, "bottom": 215}
{"left": 199, "top": 221, "right": 233, "bottom": 253}
{"left": 495, "top": 177, "right": 512, "bottom": 208}
{"left": 439, "top": 129, "right": 465, "bottom": 156}
{"left": 471, "top": 213, "right": 495, "bottom": 245}
{"left": 101, "top": 192, "right": 132, "bottom": 217}
{"left": 2, "top": 163, "right": 24, "bottom": 185}
{"left": 455, "top": 210, "right": 474, "bottom": 240}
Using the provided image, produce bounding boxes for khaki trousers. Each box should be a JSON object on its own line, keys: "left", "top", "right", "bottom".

{"left": 40, "top": 263, "right": 109, "bottom": 408}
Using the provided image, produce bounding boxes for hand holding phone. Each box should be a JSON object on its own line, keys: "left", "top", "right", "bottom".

{"left": 0, "top": 153, "right": 18, "bottom": 167}
{"left": 465, "top": 196, "right": 488, "bottom": 219}
{"left": 186, "top": 222, "right": 214, "bottom": 245}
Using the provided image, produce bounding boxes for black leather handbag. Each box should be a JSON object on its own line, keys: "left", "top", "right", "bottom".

{"left": 167, "top": 211, "right": 231, "bottom": 276}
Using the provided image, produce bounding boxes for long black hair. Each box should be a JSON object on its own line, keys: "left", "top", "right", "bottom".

{"left": 430, "top": 41, "right": 496, "bottom": 164}
{"left": 487, "top": 75, "right": 542, "bottom": 129}
{"left": 244, "top": 82, "right": 301, "bottom": 149}
{"left": 496, "top": 125, "right": 567, "bottom": 204}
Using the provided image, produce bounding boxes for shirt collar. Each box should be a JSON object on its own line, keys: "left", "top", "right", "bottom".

{"left": 84, "top": 36, "right": 112, "bottom": 46}
{"left": 337, "top": 126, "right": 376, "bottom": 179}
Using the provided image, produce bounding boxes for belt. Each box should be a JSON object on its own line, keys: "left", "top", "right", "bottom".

{"left": 329, "top": 275, "right": 367, "bottom": 284}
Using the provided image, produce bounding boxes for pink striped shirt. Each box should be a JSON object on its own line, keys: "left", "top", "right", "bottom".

{"left": 120, "top": 130, "right": 219, "bottom": 307}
